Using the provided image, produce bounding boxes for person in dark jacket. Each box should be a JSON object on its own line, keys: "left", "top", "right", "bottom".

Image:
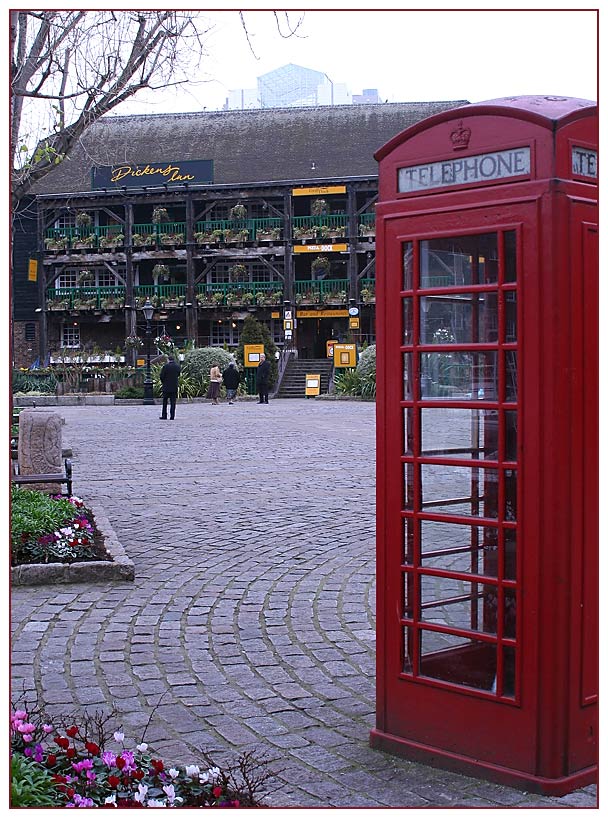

{"left": 222, "top": 360, "right": 240, "bottom": 404}
{"left": 159, "top": 355, "right": 181, "bottom": 420}
{"left": 256, "top": 353, "right": 271, "bottom": 404}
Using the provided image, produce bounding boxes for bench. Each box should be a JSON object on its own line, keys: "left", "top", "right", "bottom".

{"left": 11, "top": 457, "right": 73, "bottom": 497}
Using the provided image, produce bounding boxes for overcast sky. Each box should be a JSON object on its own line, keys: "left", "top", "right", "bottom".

{"left": 115, "top": 6, "right": 598, "bottom": 117}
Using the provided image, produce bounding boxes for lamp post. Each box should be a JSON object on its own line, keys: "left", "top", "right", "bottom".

{"left": 141, "top": 298, "right": 155, "bottom": 405}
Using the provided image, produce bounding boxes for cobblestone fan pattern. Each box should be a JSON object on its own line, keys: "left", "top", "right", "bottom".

{"left": 10, "top": 401, "right": 597, "bottom": 808}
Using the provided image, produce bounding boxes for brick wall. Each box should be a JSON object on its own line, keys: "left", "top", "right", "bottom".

{"left": 13, "top": 320, "right": 40, "bottom": 369}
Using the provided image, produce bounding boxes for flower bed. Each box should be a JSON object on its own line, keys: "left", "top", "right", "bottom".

{"left": 10, "top": 702, "right": 268, "bottom": 807}
{"left": 11, "top": 488, "right": 109, "bottom": 567}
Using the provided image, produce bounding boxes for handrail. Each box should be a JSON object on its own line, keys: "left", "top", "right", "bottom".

{"left": 272, "top": 344, "right": 296, "bottom": 396}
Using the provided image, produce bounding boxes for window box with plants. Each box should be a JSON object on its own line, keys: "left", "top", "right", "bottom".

{"left": 224, "top": 228, "right": 250, "bottom": 245}
{"left": 72, "top": 296, "right": 98, "bottom": 310}
{"left": 98, "top": 233, "right": 124, "bottom": 250}
{"left": 132, "top": 233, "right": 155, "bottom": 248}
{"left": 48, "top": 298, "right": 71, "bottom": 311}
{"left": 159, "top": 232, "right": 184, "bottom": 247}
{"left": 256, "top": 227, "right": 282, "bottom": 242}
{"left": 359, "top": 222, "right": 376, "bottom": 238}
{"left": 72, "top": 234, "right": 96, "bottom": 251}
{"left": 360, "top": 286, "right": 376, "bottom": 303}
{"left": 44, "top": 236, "right": 69, "bottom": 252}
{"left": 293, "top": 226, "right": 317, "bottom": 242}
{"left": 100, "top": 296, "right": 124, "bottom": 310}
{"left": 326, "top": 289, "right": 348, "bottom": 305}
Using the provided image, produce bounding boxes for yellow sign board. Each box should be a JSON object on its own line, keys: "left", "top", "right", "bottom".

{"left": 349, "top": 316, "right": 360, "bottom": 330}
{"left": 136, "top": 358, "right": 146, "bottom": 367}
{"left": 244, "top": 343, "right": 265, "bottom": 367}
{"left": 297, "top": 310, "right": 349, "bottom": 318}
{"left": 28, "top": 259, "right": 38, "bottom": 282}
{"left": 305, "top": 374, "right": 321, "bottom": 397}
{"left": 333, "top": 343, "right": 357, "bottom": 368}
{"left": 271, "top": 311, "right": 280, "bottom": 319}
{"left": 292, "top": 185, "right": 346, "bottom": 196}
{"left": 293, "top": 244, "right": 348, "bottom": 253}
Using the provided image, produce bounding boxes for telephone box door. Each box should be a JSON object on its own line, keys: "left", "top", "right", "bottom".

{"left": 376, "top": 201, "right": 544, "bottom": 771}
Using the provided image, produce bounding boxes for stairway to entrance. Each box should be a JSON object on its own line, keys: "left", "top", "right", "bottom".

{"left": 274, "top": 358, "right": 334, "bottom": 398}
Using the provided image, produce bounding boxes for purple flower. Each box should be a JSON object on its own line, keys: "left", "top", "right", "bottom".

{"left": 24, "top": 747, "right": 33, "bottom": 757}
{"left": 102, "top": 751, "right": 117, "bottom": 767}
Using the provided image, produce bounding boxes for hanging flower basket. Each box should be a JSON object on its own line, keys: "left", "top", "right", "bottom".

{"left": 229, "top": 203, "right": 247, "bottom": 220}
{"left": 125, "top": 334, "right": 143, "bottom": 350}
{"left": 152, "top": 207, "right": 170, "bottom": 224}
{"left": 154, "top": 334, "right": 175, "bottom": 355}
{"left": 75, "top": 211, "right": 92, "bottom": 227}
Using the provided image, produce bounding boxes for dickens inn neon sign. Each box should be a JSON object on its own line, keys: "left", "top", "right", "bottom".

{"left": 92, "top": 160, "right": 213, "bottom": 189}
{"left": 398, "top": 147, "right": 530, "bottom": 193}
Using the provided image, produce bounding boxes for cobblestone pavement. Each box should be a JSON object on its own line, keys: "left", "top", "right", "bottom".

{"left": 10, "top": 400, "right": 597, "bottom": 808}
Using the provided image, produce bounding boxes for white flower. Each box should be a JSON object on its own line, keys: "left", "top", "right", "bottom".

{"left": 60, "top": 527, "right": 73, "bottom": 536}
{"left": 113, "top": 731, "right": 124, "bottom": 742}
{"left": 104, "top": 794, "right": 117, "bottom": 805}
{"left": 134, "top": 784, "right": 148, "bottom": 803}
{"left": 168, "top": 767, "right": 180, "bottom": 779}
{"left": 146, "top": 798, "right": 167, "bottom": 808}
{"left": 208, "top": 766, "right": 221, "bottom": 782}
{"left": 199, "top": 772, "right": 210, "bottom": 784}
{"left": 163, "top": 784, "right": 180, "bottom": 805}
{"left": 136, "top": 742, "right": 148, "bottom": 753}
{"left": 185, "top": 764, "right": 200, "bottom": 778}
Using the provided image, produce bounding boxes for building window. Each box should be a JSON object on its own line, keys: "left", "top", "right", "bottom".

{"left": 210, "top": 321, "right": 240, "bottom": 346}
{"left": 54, "top": 214, "right": 76, "bottom": 229}
{"left": 56, "top": 270, "right": 78, "bottom": 288}
{"left": 61, "top": 324, "right": 80, "bottom": 348}
{"left": 97, "top": 268, "right": 119, "bottom": 287}
{"left": 271, "top": 322, "right": 285, "bottom": 345}
{"left": 25, "top": 322, "right": 37, "bottom": 342}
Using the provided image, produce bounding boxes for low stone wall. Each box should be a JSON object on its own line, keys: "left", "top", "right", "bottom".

{"left": 14, "top": 395, "right": 115, "bottom": 407}
{"left": 11, "top": 499, "right": 134, "bottom": 586}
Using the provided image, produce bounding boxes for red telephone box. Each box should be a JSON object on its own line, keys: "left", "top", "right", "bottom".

{"left": 371, "top": 96, "right": 597, "bottom": 795}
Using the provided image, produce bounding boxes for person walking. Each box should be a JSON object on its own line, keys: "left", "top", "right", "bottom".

{"left": 206, "top": 363, "right": 222, "bottom": 405}
{"left": 256, "top": 352, "right": 271, "bottom": 404}
{"left": 222, "top": 360, "right": 240, "bottom": 404}
{"left": 159, "top": 355, "right": 181, "bottom": 420}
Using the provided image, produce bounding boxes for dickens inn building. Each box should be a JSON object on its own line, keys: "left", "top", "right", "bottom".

{"left": 12, "top": 99, "right": 467, "bottom": 368}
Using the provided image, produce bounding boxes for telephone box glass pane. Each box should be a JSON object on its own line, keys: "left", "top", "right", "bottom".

{"left": 402, "top": 298, "right": 413, "bottom": 344}
{"left": 403, "top": 463, "right": 416, "bottom": 510}
{"left": 403, "top": 242, "right": 414, "bottom": 290}
{"left": 420, "top": 292, "right": 498, "bottom": 345}
{"left": 403, "top": 408, "right": 415, "bottom": 455}
{"left": 420, "top": 408, "right": 498, "bottom": 460}
{"left": 504, "top": 470, "right": 517, "bottom": 520}
{"left": 504, "top": 291, "right": 517, "bottom": 341}
{"left": 504, "top": 529, "right": 517, "bottom": 580}
{"left": 505, "top": 351, "right": 518, "bottom": 401}
{"left": 420, "top": 352, "right": 498, "bottom": 400}
{"left": 403, "top": 517, "right": 415, "bottom": 565}
{"left": 420, "top": 464, "right": 499, "bottom": 518}
{"left": 504, "top": 230, "right": 517, "bottom": 283}
{"left": 420, "top": 576, "right": 499, "bottom": 635}
{"left": 420, "top": 520, "right": 499, "bottom": 577}
{"left": 420, "top": 233, "right": 498, "bottom": 288}
{"left": 419, "top": 631, "right": 497, "bottom": 691}
{"left": 403, "top": 572, "right": 414, "bottom": 619}
{"left": 505, "top": 411, "right": 517, "bottom": 461}
{"left": 403, "top": 353, "right": 414, "bottom": 399}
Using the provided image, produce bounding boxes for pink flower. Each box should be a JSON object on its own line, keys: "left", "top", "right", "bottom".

{"left": 42, "top": 724, "right": 54, "bottom": 734}
{"left": 18, "top": 722, "right": 36, "bottom": 734}
{"left": 22, "top": 734, "right": 34, "bottom": 743}
{"left": 13, "top": 710, "right": 28, "bottom": 720}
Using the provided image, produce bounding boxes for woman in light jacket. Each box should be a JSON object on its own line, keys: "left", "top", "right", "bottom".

{"left": 206, "top": 363, "right": 222, "bottom": 405}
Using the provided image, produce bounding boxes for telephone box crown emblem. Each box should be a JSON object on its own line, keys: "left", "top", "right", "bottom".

{"left": 450, "top": 120, "right": 471, "bottom": 150}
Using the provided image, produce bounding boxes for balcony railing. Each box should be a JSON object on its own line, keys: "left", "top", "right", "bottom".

{"left": 44, "top": 213, "right": 374, "bottom": 251}
{"left": 196, "top": 280, "right": 283, "bottom": 308}
{"left": 295, "top": 279, "right": 348, "bottom": 305}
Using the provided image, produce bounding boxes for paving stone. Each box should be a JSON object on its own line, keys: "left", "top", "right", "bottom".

{"left": 9, "top": 402, "right": 597, "bottom": 809}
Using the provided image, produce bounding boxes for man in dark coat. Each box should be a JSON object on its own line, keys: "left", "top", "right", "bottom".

{"left": 222, "top": 360, "right": 240, "bottom": 404}
{"left": 159, "top": 355, "right": 181, "bottom": 420}
{"left": 256, "top": 353, "right": 271, "bottom": 404}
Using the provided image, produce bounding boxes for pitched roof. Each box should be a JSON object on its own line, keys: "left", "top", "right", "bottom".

{"left": 31, "top": 100, "right": 468, "bottom": 195}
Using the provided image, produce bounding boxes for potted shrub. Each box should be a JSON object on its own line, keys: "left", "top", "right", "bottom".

{"left": 293, "top": 226, "right": 316, "bottom": 241}
{"left": 225, "top": 228, "right": 249, "bottom": 244}
{"left": 48, "top": 298, "right": 70, "bottom": 311}
{"left": 160, "top": 232, "right": 184, "bottom": 246}
{"left": 152, "top": 206, "right": 170, "bottom": 224}
{"left": 311, "top": 256, "right": 330, "bottom": 277}
{"left": 229, "top": 203, "right": 247, "bottom": 220}
{"left": 359, "top": 222, "right": 376, "bottom": 237}
{"left": 194, "top": 231, "right": 213, "bottom": 245}
{"left": 360, "top": 286, "right": 375, "bottom": 303}
{"left": 212, "top": 291, "right": 225, "bottom": 306}
{"left": 100, "top": 295, "right": 123, "bottom": 310}
{"left": 328, "top": 225, "right": 346, "bottom": 239}
{"left": 75, "top": 211, "right": 92, "bottom": 228}
{"left": 311, "top": 198, "right": 328, "bottom": 216}
{"left": 229, "top": 263, "right": 247, "bottom": 283}
{"left": 152, "top": 263, "right": 171, "bottom": 282}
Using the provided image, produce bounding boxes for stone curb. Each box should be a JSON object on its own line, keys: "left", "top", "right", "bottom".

{"left": 11, "top": 499, "right": 135, "bottom": 586}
